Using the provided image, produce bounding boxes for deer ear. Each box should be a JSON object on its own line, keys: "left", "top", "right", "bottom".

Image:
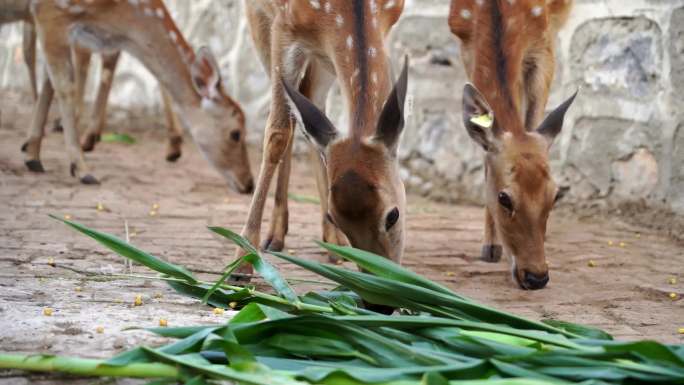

{"left": 536, "top": 89, "right": 578, "bottom": 146}
{"left": 462, "top": 83, "right": 498, "bottom": 152}
{"left": 374, "top": 56, "right": 409, "bottom": 156}
{"left": 191, "top": 46, "right": 222, "bottom": 99}
{"left": 282, "top": 78, "right": 338, "bottom": 149}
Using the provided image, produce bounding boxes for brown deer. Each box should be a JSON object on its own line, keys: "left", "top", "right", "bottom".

{"left": 238, "top": 0, "right": 407, "bottom": 277}
{"left": 26, "top": 0, "right": 254, "bottom": 192}
{"left": 1, "top": 0, "right": 39, "bottom": 100}
{"left": 449, "top": 0, "right": 575, "bottom": 290}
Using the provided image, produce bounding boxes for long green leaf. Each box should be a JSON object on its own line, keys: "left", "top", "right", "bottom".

{"left": 52, "top": 215, "right": 196, "bottom": 284}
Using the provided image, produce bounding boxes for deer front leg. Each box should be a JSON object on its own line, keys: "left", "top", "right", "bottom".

{"left": 481, "top": 206, "right": 502, "bottom": 263}
{"left": 22, "top": 69, "right": 54, "bottom": 172}
{"left": 22, "top": 22, "right": 37, "bottom": 101}
{"left": 82, "top": 51, "right": 120, "bottom": 152}
{"left": 160, "top": 86, "right": 184, "bottom": 162}
{"left": 262, "top": 129, "right": 293, "bottom": 252}
{"left": 234, "top": 30, "right": 304, "bottom": 280}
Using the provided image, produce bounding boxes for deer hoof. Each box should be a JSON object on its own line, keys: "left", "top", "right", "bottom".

{"left": 262, "top": 237, "right": 284, "bottom": 252}
{"left": 481, "top": 244, "right": 502, "bottom": 263}
{"left": 80, "top": 174, "right": 100, "bottom": 185}
{"left": 166, "top": 151, "right": 181, "bottom": 162}
{"left": 81, "top": 133, "right": 100, "bottom": 152}
{"left": 25, "top": 160, "right": 45, "bottom": 173}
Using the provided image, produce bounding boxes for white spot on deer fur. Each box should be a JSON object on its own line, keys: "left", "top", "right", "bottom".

{"left": 309, "top": 0, "right": 321, "bottom": 9}
{"left": 169, "top": 30, "right": 178, "bottom": 43}
{"left": 55, "top": 0, "right": 70, "bottom": 9}
{"left": 324, "top": 1, "right": 332, "bottom": 13}
{"left": 371, "top": 72, "right": 378, "bottom": 84}
{"left": 156, "top": 8, "right": 164, "bottom": 18}
{"left": 69, "top": 5, "right": 84, "bottom": 13}
{"left": 368, "top": 46, "right": 377, "bottom": 58}
{"left": 370, "top": 0, "right": 378, "bottom": 14}
{"left": 372, "top": 17, "right": 378, "bottom": 29}
{"left": 475, "top": 0, "right": 484, "bottom": 6}
{"left": 128, "top": 0, "right": 139, "bottom": 5}
{"left": 460, "top": 9, "right": 471, "bottom": 19}
{"left": 336, "top": 14, "right": 344, "bottom": 27}
{"left": 506, "top": 0, "right": 515, "bottom": 4}
{"left": 384, "top": 0, "right": 396, "bottom": 10}
{"left": 144, "top": 7, "right": 153, "bottom": 16}
{"left": 531, "top": 6, "right": 543, "bottom": 16}
{"left": 346, "top": 35, "right": 354, "bottom": 50}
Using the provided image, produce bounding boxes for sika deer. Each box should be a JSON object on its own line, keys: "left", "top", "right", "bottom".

{"left": 449, "top": 0, "right": 575, "bottom": 289}
{"left": 239, "top": 0, "right": 407, "bottom": 277}
{"left": 27, "top": 0, "right": 254, "bottom": 192}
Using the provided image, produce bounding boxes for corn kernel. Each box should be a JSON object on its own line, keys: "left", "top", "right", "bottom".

{"left": 678, "top": 328, "right": 684, "bottom": 334}
{"left": 152, "top": 203, "right": 160, "bottom": 210}
{"left": 213, "top": 307, "right": 225, "bottom": 315}
{"left": 223, "top": 197, "right": 230, "bottom": 203}
{"left": 588, "top": 260, "right": 597, "bottom": 267}
{"left": 446, "top": 271, "right": 455, "bottom": 277}
{"left": 669, "top": 277, "right": 678, "bottom": 285}
{"left": 159, "top": 319, "right": 168, "bottom": 327}
{"left": 64, "top": 214, "right": 72, "bottom": 220}
{"left": 43, "top": 307, "right": 53, "bottom": 316}
{"left": 619, "top": 242, "right": 626, "bottom": 248}
{"left": 74, "top": 286, "right": 82, "bottom": 292}
{"left": 636, "top": 233, "right": 641, "bottom": 239}
{"left": 96, "top": 326, "right": 104, "bottom": 334}
{"left": 130, "top": 232, "right": 137, "bottom": 238}
{"left": 669, "top": 293, "right": 678, "bottom": 300}
{"left": 96, "top": 202, "right": 105, "bottom": 211}
{"left": 134, "top": 294, "right": 143, "bottom": 306}
{"left": 149, "top": 210, "right": 157, "bottom": 217}
{"left": 335, "top": 259, "right": 344, "bottom": 265}
{"left": 47, "top": 257, "right": 55, "bottom": 267}
{"left": 228, "top": 302, "right": 237, "bottom": 309}
{"left": 607, "top": 240, "right": 613, "bottom": 246}
{"left": 153, "top": 292, "right": 163, "bottom": 299}
{"left": 287, "top": 249, "right": 296, "bottom": 254}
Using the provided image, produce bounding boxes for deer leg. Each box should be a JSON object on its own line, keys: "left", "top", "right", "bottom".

{"left": 42, "top": 39, "right": 97, "bottom": 184}
{"left": 22, "top": 22, "right": 37, "bottom": 101}
{"left": 262, "top": 129, "right": 293, "bottom": 252}
{"left": 481, "top": 206, "right": 502, "bottom": 263}
{"left": 234, "top": 29, "right": 305, "bottom": 280}
{"left": 82, "top": 51, "right": 120, "bottom": 152}
{"left": 160, "top": 86, "right": 184, "bottom": 162}
{"left": 22, "top": 68, "right": 54, "bottom": 172}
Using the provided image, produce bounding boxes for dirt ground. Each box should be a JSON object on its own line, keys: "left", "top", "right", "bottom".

{"left": 0, "top": 90, "right": 682, "bottom": 383}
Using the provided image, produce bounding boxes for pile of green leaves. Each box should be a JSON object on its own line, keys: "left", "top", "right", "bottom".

{"left": 3, "top": 217, "right": 683, "bottom": 385}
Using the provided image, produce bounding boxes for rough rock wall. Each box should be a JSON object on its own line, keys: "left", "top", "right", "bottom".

{"left": 1, "top": 0, "right": 683, "bottom": 214}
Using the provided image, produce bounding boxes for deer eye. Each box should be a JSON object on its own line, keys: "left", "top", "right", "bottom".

{"left": 498, "top": 192, "right": 514, "bottom": 212}
{"left": 230, "top": 130, "right": 241, "bottom": 142}
{"left": 385, "top": 207, "right": 400, "bottom": 231}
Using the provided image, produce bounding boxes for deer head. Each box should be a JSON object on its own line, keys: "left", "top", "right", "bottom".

{"left": 185, "top": 47, "right": 254, "bottom": 194}
{"left": 284, "top": 59, "right": 409, "bottom": 264}
{"left": 462, "top": 83, "right": 577, "bottom": 290}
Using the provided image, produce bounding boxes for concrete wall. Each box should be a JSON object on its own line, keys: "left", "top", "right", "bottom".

{"left": 1, "top": 0, "right": 683, "bottom": 214}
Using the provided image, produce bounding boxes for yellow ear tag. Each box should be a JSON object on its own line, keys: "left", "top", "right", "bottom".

{"left": 470, "top": 113, "right": 493, "bottom": 128}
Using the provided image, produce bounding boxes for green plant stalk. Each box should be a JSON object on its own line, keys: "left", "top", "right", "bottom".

{"left": 0, "top": 354, "right": 177, "bottom": 379}
{"left": 120, "top": 274, "right": 334, "bottom": 314}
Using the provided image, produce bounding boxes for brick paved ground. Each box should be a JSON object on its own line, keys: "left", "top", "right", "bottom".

{"left": 0, "top": 91, "right": 682, "bottom": 383}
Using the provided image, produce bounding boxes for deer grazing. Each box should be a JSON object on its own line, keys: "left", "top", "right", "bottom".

{"left": 26, "top": 0, "right": 254, "bottom": 193}
{"left": 449, "top": 0, "right": 575, "bottom": 290}
{"left": 238, "top": 0, "right": 407, "bottom": 277}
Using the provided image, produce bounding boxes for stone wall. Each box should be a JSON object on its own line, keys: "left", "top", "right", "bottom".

{"left": 1, "top": 0, "right": 683, "bottom": 214}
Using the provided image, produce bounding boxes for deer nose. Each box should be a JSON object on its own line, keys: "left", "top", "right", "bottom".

{"left": 523, "top": 270, "right": 549, "bottom": 290}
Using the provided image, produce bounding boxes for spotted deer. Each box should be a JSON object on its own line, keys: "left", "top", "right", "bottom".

{"left": 1, "top": 0, "right": 39, "bottom": 100}
{"left": 238, "top": 0, "right": 407, "bottom": 277}
{"left": 26, "top": 0, "right": 254, "bottom": 192}
{"left": 449, "top": 0, "right": 575, "bottom": 289}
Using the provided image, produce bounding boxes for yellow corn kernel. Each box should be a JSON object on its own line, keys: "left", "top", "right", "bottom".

{"left": 678, "top": 328, "right": 684, "bottom": 334}
{"left": 64, "top": 214, "right": 72, "bottom": 220}
{"left": 446, "top": 271, "right": 455, "bottom": 277}
{"left": 619, "top": 242, "right": 626, "bottom": 248}
{"left": 669, "top": 277, "right": 678, "bottom": 285}
{"left": 149, "top": 210, "right": 157, "bottom": 217}
{"left": 96, "top": 202, "right": 105, "bottom": 211}
{"left": 134, "top": 294, "right": 143, "bottom": 306}
{"left": 213, "top": 307, "right": 225, "bottom": 315}
{"left": 153, "top": 292, "right": 163, "bottom": 299}
{"left": 608, "top": 240, "right": 614, "bottom": 246}
{"left": 43, "top": 307, "right": 53, "bottom": 316}
{"left": 159, "top": 319, "right": 168, "bottom": 327}
{"left": 74, "top": 286, "right": 82, "bottom": 292}
{"left": 287, "top": 249, "right": 296, "bottom": 255}
{"left": 588, "top": 260, "right": 597, "bottom": 267}
{"left": 636, "top": 233, "right": 641, "bottom": 239}
{"left": 228, "top": 302, "right": 237, "bottom": 309}
{"left": 96, "top": 326, "right": 104, "bottom": 334}
{"left": 669, "top": 293, "right": 678, "bottom": 300}
{"left": 47, "top": 257, "right": 55, "bottom": 267}
{"left": 152, "top": 203, "right": 160, "bottom": 210}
